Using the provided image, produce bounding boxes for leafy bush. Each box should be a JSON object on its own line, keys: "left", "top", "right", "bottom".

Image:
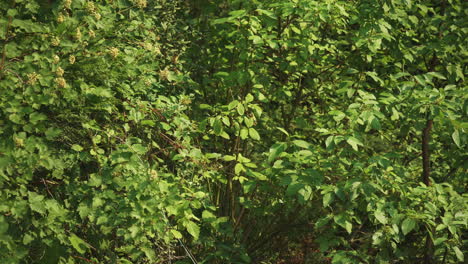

{"left": 0, "top": 0, "right": 466, "bottom": 263}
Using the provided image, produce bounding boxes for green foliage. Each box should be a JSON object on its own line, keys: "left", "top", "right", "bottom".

{"left": 1, "top": 0, "right": 467, "bottom": 263}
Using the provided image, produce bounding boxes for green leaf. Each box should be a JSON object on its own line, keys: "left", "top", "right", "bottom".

{"left": 346, "top": 137, "right": 362, "bottom": 151}
{"left": 323, "top": 193, "right": 333, "bottom": 207}
{"left": 401, "top": 218, "right": 416, "bottom": 235}
{"left": 213, "top": 119, "right": 222, "bottom": 135}
{"left": 171, "top": 229, "right": 182, "bottom": 239}
{"left": 28, "top": 192, "right": 45, "bottom": 214}
{"left": 228, "top": 100, "right": 239, "bottom": 110}
{"left": 69, "top": 234, "right": 88, "bottom": 254}
{"left": 185, "top": 221, "right": 200, "bottom": 240}
{"left": 453, "top": 246, "right": 464, "bottom": 262}
{"left": 249, "top": 128, "right": 260, "bottom": 140}
{"left": 71, "top": 144, "right": 84, "bottom": 151}
{"left": 268, "top": 143, "right": 286, "bottom": 163}
{"left": 240, "top": 128, "right": 249, "bottom": 139}
{"left": 325, "top": 136, "right": 334, "bottom": 148}
{"left": 202, "top": 210, "right": 216, "bottom": 220}
{"left": 452, "top": 129, "right": 461, "bottom": 148}
{"left": 234, "top": 163, "right": 244, "bottom": 175}
{"left": 374, "top": 210, "right": 387, "bottom": 225}
{"left": 29, "top": 112, "right": 47, "bottom": 124}
{"left": 427, "top": 72, "right": 446, "bottom": 80}
{"left": 245, "top": 93, "right": 254, "bottom": 103}
{"left": 142, "top": 247, "right": 156, "bottom": 261}
{"left": 276, "top": 127, "right": 289, "bottom": 136}
{"left": 434, "top": 237, "right": 447, "bottom": 246}
{"left": 334, "top": 214, "right": 352, "bottom": 234}
{"left": 293, "top": 140, "right": 310, "bottom": 149}
{"left": 370, "top": 117, "right": 381, "bottom": 130}
{"left": 237, "top": 103, "right": 245, "bottom": 115}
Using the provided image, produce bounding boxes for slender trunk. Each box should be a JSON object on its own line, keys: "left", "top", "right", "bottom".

{"left": 422, "top": 119, "right": 433, "bottom": 186}
{"left": 422, "top": 118, "right": 433, "bottom": 263}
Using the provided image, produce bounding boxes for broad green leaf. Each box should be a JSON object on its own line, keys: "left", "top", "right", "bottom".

{"left": 268, "top": 143, "right": 286, "bottom": 163}
{"left": 71, "top": 144, "right": 83, "bottom": 151}
{"left": 185, "top": 221, "right": 200, "bottom": 240}
{"left": 237, "top": 103, "right": 245, "bottom": 115}
{"left": 323, "top": 193, "right": 333, "bottom": 207}
{"left": 234, "top": 163, "right": 244, "bottom": 175}
{"left": 245, "top": 93, "right": 254, "bottom": 103}
{"left": 401, "top": 218, "right": 416, "bottom": 235}
{"left": 374, "top": 210, "right": 387, "bottom": 225}
{"left": 228, "top": 100, "right": 239, "bottom": 110}
{"left": 171, "top": 230, "right": 182, "bottom": 239}
{"left": 28, "top": 192, "right": 45, "bottom": 214}
{"left": 249, "top": 128, "right": 260, "bottom": 140}
{"left": 202, "top": 210, "right": 216, "bottom": 220}
{"left": 453, "top": 246, "right": 464, "bottom": 262}
{"left": 292, "top": 139, "right": 310, "bottom": 149}
{"left": 240, "top": 128, "right": 249, "bottom": 139}
{"left": 346, "top": 137, "right": 362, "bottom": 151}
{"left": 213, "top": 119, "right": 222, "bottom": 135}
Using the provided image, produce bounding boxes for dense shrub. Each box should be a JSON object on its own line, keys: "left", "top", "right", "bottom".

{"left": 1, "top": 0, "right": 466, "bottom": 263}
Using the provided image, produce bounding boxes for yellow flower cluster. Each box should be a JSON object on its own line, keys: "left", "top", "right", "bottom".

{"left": 109, "top": 47, "right": 120, "bottom": 58}
{"left": 14, "top": 137, "right": 24, "bottom": 147}
{"left": 75, "top": 28, "right": 82, "bottom": 41}
{"left": 56, "top": 67, "right": 64, "bottom": 77}
{"left": 89, "top": 30, "right": 96, "bottom": 38}
{"left": 51, "top": 36, "right": 60, "bottom": 46}
{"left": 149, "top": 169, "right": 158, "bottom": 179}
{"left": 54, "top": 77, "right": 67, "bottom": 88}
{"left": 57, "top": 14, "right": 65, "bottom": 23}
{"left": 134, "top": 0, "right": 147, "bottom": 8}
{"left": 64, "top": 0, "right": 72, "bottom": 9}
{"left": 85, "top": 1, "right": 95, "bottom": 13}
{"left": 26, "top": 72, "right": 39, "bottom": 85}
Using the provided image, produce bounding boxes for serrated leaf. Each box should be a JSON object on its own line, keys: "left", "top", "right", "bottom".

{"left": 69, "top": 234, "right": 88, "bottom": 254}
{"left": 171, "top": 229, "right": 182, "bottom": 239}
